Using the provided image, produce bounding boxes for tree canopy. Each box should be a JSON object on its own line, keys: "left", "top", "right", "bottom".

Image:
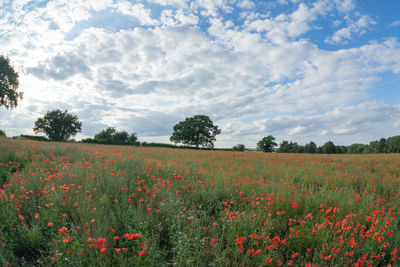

{"left": 0, "top": 55, "right": 23, "bottom": 109}
{"left": 82, "top": 127, "right": 139, "bottom": 145}
{"left": 33, "top": 109, "right": 82, "bottom": 141}
{"left": 170, "top": 115, "right": 221, "bottom": 148}
{"left": 321, "top": 141, "right": 337, "bottom": 154}
{"left": 232, "top": 144, "right": 245, "bottom": 151}
{"left": 257, "top": 135, "right": 277, "bottom": 152}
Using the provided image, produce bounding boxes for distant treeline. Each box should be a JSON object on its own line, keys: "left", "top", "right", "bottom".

{"left": 4, "top": 130, "right": 400, "bottom": 154}
{"left": 275, "top": 136, "right": 400, "bottom": 154}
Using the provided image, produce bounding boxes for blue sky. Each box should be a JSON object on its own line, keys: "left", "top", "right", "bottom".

{"left": 0, "top": 0, "right": 400, "bottom": 148}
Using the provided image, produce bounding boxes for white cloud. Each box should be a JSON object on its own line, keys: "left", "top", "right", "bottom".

{"left": 147, "top": 0, "right": 189, "bottom": 8}
{"left": 389, "top": 20, "right": 400, "bottom": 27}
{"left": 237, "top": 0, "right": 255, "bottom": 9}
{"left": 160, "top": 8, "right": 198, "bottom": 26}
{"left": 1, "top": 0, "right": 400, "bottom": 148}
{"left": 220, "top": 102, "right": 400, "bottom": 147}
{"left": 326, "top": 15, "right": 376, "bottom": 44}
{"left": 333, "top": 0, "right": 355, "bottom": 13}
{"left": 115, "top": 1, "right": 159, "bottom": 26}
{"left": 44, "top": 0, "right": 91, "bottom": 32}
{"left": 190, "top": 0, "right": 234, "bottom": 17}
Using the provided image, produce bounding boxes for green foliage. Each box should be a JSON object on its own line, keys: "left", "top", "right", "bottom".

{"left": 335, "top": 145, "right": 347, "bottom": 154}
{"left": 232, "top": 144, "right": 245, "bottom": 151}
{"left": 321, "top": 141, "right": 336, "bottom": 154}
{"left": 0, "top": 129, "right": 6, "bottom": 138}
{"left": 33, "top": 109, "right": 82, "bottom": 141}
{"left": 369, "top": 138, "right": 387, "bottom": 153}
{"left": 278, "top": 140, "right": 299, "bottom": 153}
{"left": 170, "top": 115, "right": 221, "bottom": 148}
{"left": 386, "top": 136, "right": 400, "bottom": 153}
{"left": 257, "top": 135, "right": 277, "bottom": 152}
{"left": 348, "top": 143, "right": 369, "bottom": 154}
{"left": 16, "top": 135, "right": 48, "bottom": 142}
{"left": 304, "top": 141, "right": 317, "bottom": 153}
{"left": 87, "top": 127, "right": 139, "bottom": 145}
{"left": 0, "top": 55, "right": 23, "bottom": 109}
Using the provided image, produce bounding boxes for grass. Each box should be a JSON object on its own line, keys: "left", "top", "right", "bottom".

{"left": 1, "top": 139, "right": 400, "bottom": 266}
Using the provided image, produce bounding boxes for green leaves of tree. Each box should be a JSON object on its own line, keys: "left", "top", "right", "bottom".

{"left": 33, "top": 109, "right": 82, "bottom": 141}
{"left": 170, "top": 115, "right": 221, "bottom": 148}
{"left": 0, "top": 55, "right": 23, "bottom": 109}
{"left": 257, "top": 135, "right": 277, "bottom": 152}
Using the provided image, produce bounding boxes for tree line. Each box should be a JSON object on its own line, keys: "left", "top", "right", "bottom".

{"left": 1, "top": 55, "right": 400, "bottom": 153}
{"left": 255, "top": 135, "right": 400, "bottom": 154}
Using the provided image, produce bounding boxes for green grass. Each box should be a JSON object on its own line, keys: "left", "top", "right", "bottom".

{"left": 1, "top": 139, "right": 400, "bottom": 266}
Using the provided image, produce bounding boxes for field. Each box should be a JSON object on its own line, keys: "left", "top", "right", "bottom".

{"left": 1, "top": 139, "right": 400, "bottom": 266}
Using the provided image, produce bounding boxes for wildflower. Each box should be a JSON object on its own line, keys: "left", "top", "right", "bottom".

{"left": 96, "top": 237, "right": 106, "bottom": 249}
{"left": 138, "top": 250, "right": 147, "bottom": 256}
{"left": 210, "top": 238, "right": 216, "bottom": 246}
{"left": 235, "top": 236, "right": 245, "bottom": 245}
{"left": 291, "top": 201, "right": 299, "bottom": 208}
{"left": 291, "top": 252, "right": 300, "bottom": 259}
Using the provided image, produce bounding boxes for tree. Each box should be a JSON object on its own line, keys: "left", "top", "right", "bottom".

{"left": 386, "top": 136, "right": 400, "bottom": 153}
{"left": 0, "top": 55, "right": 23, "bottom": 109}
{"left": 90, "top": 127, "right": 139, "bottom": 145}
{"left": 33, "top": 109, "right": 82, "bottom": 141}
{"left": 348, "top": 144, "right": 368, "bottom": 154}
{"left": 94, "top": 127, "right": 117, "bottom": 144}
{"left": 257, "top": 135, "right": 277, "bottom": 152}
{"left": 321, "top": 141, "right": 336, "bottom": 154}
{"left": 304, "top": 141, "right": 317, "bottom": 153}
{"left": 369, "top": 138, "right": 387, "bottom": 153}
{"left": 170, "top": 115, "right": 221, "bottom": 148}
{"left": 0, "top": 129, "right": 5, "bottom": 138}
{"left": 232, "top": 144, "right": 245, "bottom": 151}
{"left": 278, "top": 140, "right": 299, "bottom": 153}
{"left": 335, "top": 145, "right": 347, "bottom": 154}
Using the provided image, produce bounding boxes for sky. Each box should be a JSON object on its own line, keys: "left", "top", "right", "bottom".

{"left": 0, "top": 0, "right": 400, "bottom": 148}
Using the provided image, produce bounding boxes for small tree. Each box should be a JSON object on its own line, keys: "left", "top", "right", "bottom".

{"left": 0, "top": 55, "right": 23, "bottom": 109}
{"left": 170, "top": 115, "right": 221, "bottom": 148}
{"left": 257, "top": 135, "right": 277, "bottom": 152}
{"left": 232, "top": 144, "right": 245, "bottom": 151}
{"left": 0, "top": 129, "right": 6, "bottom": 138}
{"left": 93, "top": 127, "right": 139, "bottom": 145}
{"left": 33, "top": 109, "right": 82, "bottom": 141}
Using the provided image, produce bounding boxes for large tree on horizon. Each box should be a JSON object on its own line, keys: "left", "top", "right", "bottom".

{"left": 257, "top": 135, "right": 277, "bottom": 152}
{"left": 0, "top": 55, "right": 23, "bottom": 109}
{"left": 170, "top": 115, "right": 221, "bottom": 148}
{"left": 33, "top": 109, "right": 82, "bottom": 141}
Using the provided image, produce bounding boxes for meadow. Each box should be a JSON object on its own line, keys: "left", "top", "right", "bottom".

{"left": 1, "top": 139, "right": 400, "bottom": 266}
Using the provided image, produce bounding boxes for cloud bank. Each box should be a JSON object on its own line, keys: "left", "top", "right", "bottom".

{"left": 1, "top": 0, "right": 400, "bottom": 147}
